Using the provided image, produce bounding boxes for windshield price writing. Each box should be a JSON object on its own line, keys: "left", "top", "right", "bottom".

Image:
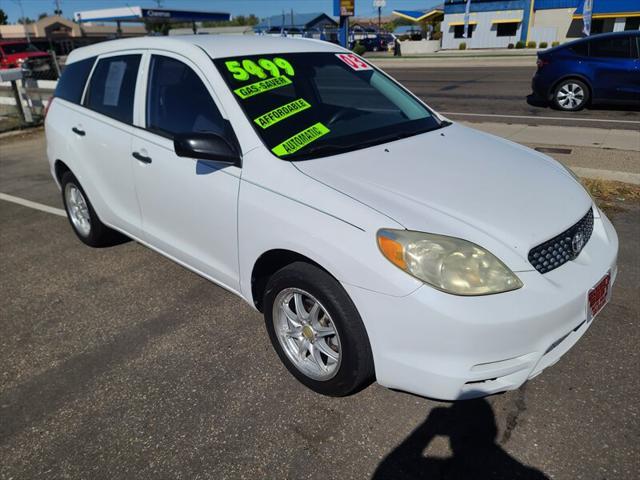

{"left": 225, "top": 58, "right": 295, "bottom": 81}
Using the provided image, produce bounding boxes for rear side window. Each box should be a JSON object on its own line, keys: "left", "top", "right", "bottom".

{"left": 85, "top": 54, "right": 141, "bottom": 124}
{"left": 54, "top": 57, "right": 95, "bottom": 104}
{"left": 146, "top": 55, "right": 226, "bottom": 138}
{"left": 589, "top": 36, "right": 632, "bottom": 59}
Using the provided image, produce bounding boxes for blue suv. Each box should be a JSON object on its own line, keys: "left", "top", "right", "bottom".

{"left": 532, "top": 31, "right": 640, "bottom": 111}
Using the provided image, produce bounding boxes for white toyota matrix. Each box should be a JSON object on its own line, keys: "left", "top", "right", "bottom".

{"left": 45, "top": 36, "right": 618, "bottom": 400}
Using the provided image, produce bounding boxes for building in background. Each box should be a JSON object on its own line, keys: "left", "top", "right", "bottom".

{"left": 0, "top": 15, "right": 145, "bottom": 55}
{"left": 254, "top": 12, "right": 337, "bottom": 37}
{"left": 442, "top": 0, "right": 640, "bottom": 49}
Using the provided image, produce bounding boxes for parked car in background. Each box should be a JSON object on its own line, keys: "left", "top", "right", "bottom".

{"left": 0, "top": 41, "right": 51, "bottom": 70}
{"left": 46, "top": 36, "right": 617, "bottom": 401}
{"left": 350, "top": 36, "right": 388, "bottom": 52}
{"left": 532, "top": 31, "right": 640, "bottom": 111}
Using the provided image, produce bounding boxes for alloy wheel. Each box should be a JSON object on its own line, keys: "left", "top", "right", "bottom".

{"left": 556, "top": 82, "right": 586, "bottom": 110}
{"left": 65, "top": 183, "right": 91, "bottom": 237}
{"left": 272, "top": 288, "right": 342, "bottom": 381}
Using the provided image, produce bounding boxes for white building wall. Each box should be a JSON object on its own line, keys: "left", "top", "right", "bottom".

{"left": 442, "top": 10, "right": 524, "bottom": 49}
{"left": 531, "top": 8, "right": 574, "bottom": 43}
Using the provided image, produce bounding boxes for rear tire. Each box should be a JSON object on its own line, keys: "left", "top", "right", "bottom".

{"left": 60, "top": 171, "right": 123, "bottom": 247}
{"left": 552, "top": 79, "right": 589, "bottom": 111}
{"left": 263, "top": 262, "right": 374, "bottom": 396}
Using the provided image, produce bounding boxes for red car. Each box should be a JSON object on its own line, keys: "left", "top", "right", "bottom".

{"left": 0, "top": 41, "right": 50, "bottom": 69}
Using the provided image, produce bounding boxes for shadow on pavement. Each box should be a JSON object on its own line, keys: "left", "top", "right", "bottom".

{"left": 372, "top": 396, "right": 549, "bottom": 480}
{"left": 526, "top": 94, "right": 549, "bottom": 108}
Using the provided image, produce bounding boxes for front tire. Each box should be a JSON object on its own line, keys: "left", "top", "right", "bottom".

{"left": 263, "top": 262, "right": 374, "bottom": 396}
{"left": 552, "top": 79, "right": 589, "bottom": 111}
{"left": 60, "top": 171, "right": 122, "bottom": 247}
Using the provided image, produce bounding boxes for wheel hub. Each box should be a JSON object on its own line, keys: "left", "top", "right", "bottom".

{"left": 302, "top": 324, "right": 315, "bottom": 340}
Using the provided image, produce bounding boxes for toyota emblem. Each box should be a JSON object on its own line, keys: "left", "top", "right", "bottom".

{"left": 572, "top": 231, "right": 585, "bottom": 255}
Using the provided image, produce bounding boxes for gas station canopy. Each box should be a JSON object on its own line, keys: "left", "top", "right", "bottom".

{"left": 74, "top": 6, "right": 231, "bottom": 24}
{"left": 392, "top": 8, "right": 444, "bottom": 23}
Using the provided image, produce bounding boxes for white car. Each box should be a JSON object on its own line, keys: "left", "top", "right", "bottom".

{"left": 45, "top": 36, "right": 618, "bottom": 400}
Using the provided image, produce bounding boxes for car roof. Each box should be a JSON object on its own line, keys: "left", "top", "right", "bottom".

{"left": 66, "top": 35, "right": 346, "bottom": 64}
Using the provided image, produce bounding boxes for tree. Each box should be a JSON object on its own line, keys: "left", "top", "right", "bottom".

{"left": 202, "top": 14, "right": 259, "bottom": 28}
{"left": 38, "top": 12, "right": 48, "bottom": 20}
{"left": 0, "top": 9, "right": 8, "bottom": 25}
{"left": 18, "top": 17, "right": 35, "bottom": 25}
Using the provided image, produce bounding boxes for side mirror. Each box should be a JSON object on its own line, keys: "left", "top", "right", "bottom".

{"left": 174, "top": 132, "right": 241, "bottom": 166}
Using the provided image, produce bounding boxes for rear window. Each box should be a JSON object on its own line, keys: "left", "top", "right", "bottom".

{"left": 54, "top": 57, "right": 96, "bottom": 104}
{"left": 85, "top": 54, "right": 141, "bottom": 124}
{"left": 1, "top": 43, "right": 43, "bottom": 55}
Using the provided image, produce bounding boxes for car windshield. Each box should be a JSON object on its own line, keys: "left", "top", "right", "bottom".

{"left": 213, "top": 52, "right": 442, "bottom": 160}
{"left": 2, "top": 43, "right": 42, "bottom": 55}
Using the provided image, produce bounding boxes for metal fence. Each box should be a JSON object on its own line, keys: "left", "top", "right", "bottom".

{"left": 0, "top": 61, "right": 58, "bottom": 133}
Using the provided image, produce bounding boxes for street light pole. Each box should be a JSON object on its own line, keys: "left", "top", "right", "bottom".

{"left": 12, "top": 0, "right": 32, "bottom": 43}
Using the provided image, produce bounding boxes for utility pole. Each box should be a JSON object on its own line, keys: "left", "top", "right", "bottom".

{"left": 54, "top": 0, "right": 62, "bottom": 16}
{"left": 13, "top": 0, "right": 32, "bottom": 43}
{"left": 373, "top": 1, "right": 386, "bottom": 31}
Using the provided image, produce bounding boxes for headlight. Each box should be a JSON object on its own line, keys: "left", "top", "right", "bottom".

{"left": 377, "top": 229, "right": 523, "bottom": 296}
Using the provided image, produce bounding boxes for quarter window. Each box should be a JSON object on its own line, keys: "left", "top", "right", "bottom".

{"left": 146, "top": 55, "right": 226, "bottom": 138}
{"left": 54, "top": 56, "right": 95, "bottom": 104}
{"left": 589, "top": 37, "right": 632, "bottom": 59}
{"left": 85, "top": 54, "right": 141, "bottom": 124}
{"left": 569, "top": 42, "right": 589, "bottom": 56}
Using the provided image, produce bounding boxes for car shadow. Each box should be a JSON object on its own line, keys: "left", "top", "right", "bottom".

{"left": 371, "top": 396, "right": 549, "bottom": 480}
{"left": 526, "top": 94, "right": 549, "bottom": 108}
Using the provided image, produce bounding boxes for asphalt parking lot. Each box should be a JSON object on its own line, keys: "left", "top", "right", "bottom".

{"left": 1, "top": 131, "right": 639, "bottom": 479}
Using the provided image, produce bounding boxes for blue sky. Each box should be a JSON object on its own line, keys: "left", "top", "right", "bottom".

{"left": 0, "top": 0, "right": 441, "bottom": 23}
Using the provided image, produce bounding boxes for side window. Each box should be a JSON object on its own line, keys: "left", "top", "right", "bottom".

{"left": 589, "top": 37, "right": 632, "bottom": 59}
{"left": 85, "top": 54, "right": 141, "bottom": 124}
{"left": 54, "top": 56, "right": 96, "bottom": 104}
{"left": 146, "top": 55, "right": 226, "bottom": 138}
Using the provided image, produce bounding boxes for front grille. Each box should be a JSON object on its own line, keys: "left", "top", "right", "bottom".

{"left": 528, "top": 208, "right": 594, "bottom": 274}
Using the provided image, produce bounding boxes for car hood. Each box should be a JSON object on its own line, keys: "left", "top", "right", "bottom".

{"left": 295, "top": 123, "right": 592, "bottom": 271}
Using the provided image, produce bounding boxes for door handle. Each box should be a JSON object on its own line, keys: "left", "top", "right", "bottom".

{"left": 72, "top": 127, "right": 85, "bottom": 136}
{"left": 132, "top": 151, "right": 152, "bottom": 164}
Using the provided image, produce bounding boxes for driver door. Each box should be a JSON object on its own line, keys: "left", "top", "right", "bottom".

{"left": 130, "top": 52, "right": 241, "bottom": 292}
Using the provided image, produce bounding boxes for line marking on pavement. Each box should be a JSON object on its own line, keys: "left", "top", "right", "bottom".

{"left": 441, "top": 112, "right": 640, "bottom": 125}
{"left": 0, "top": 192, "right": 66, "bottom": 217}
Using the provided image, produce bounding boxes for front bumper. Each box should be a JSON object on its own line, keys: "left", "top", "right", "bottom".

{"left": 344, "top": 208, "right": 618, "bottom": 400}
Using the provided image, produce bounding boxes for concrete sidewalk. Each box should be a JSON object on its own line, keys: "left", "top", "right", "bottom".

{"left": 464, "top": 121, "right": 640, "bottom": 152}
{"left": 464, "top": 121, "right": 640, "bottom": 184}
